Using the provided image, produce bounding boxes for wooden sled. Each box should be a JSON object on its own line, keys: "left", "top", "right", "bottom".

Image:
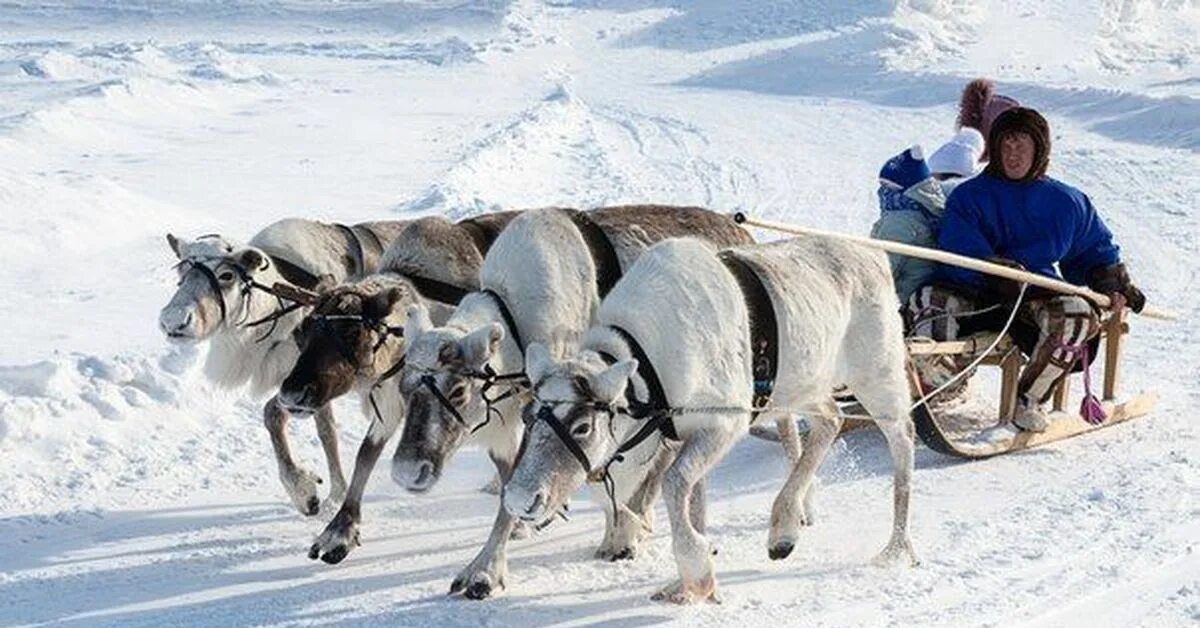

{"left": 750, "top": 309, "right": 1155, "bottom": 458}
{"left": 909, "top": 308, "right": 1156, "bottom": 459}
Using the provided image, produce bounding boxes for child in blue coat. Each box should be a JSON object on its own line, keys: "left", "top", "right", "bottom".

{"left": 870, "top": 145, "right": 945, "bottom": 305}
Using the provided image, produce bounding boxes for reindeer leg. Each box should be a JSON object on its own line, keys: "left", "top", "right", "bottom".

{"left": 451, "top": 452, "right": 517, "bottom": 600}
{"left": 265, "top": 396, "right": 322, "bottom": 516}
{"left": 651, "top": 428, "right": 736, "bottom": 605}
{"left": 767, "top": 400, "right": 841, "bottom": 560}
{"left": 598, "top": 443, "right": 672, "bottom": 561}
{"left": 309, "top": 409, "right": 402, "bottom": 564}
{"left": 845, "top": 363, "right": 918, "bottom": 567}
{"left": 872, "top": 416, "right": 918, "bottom": 567}
{"left": 314, "top": 404, "right": 348, "bottom": 513}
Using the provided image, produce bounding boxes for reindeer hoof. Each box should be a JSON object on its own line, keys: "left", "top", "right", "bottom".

{"left": 309, "top": 511, "right": 360, "bottom": 564}
{"left": 609, "top": 547, "right": 634, "bottom": 562}
{"left": 768, "top": 541, "right": 794, "bottom": 561}
{"left": 464, "top": 581, "right": 493, "bottom": 600}
{"left": 320, "top": 545, "right": 349, "bottom": 565}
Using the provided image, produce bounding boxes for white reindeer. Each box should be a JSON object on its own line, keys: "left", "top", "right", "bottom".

{"left": 505, "top": 236, "right": 917, "bottom": 604}
{"left": 158, "top": 218, "right": 408, "bottom": 515}
{"left": 391, "top": 206, "right": 755, "bottom": 599}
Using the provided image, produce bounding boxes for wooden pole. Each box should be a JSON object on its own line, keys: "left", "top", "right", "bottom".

{"left": 732, "top": 213, "right": 1178, "bottom": 322}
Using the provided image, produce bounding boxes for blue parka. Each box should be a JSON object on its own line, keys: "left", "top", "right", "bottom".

{"left": 935, "top": 173, "right": 1120, "bottom": 291}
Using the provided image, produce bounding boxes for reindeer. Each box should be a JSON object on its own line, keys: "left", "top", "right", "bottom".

{"left": 388, "top": 206, "right": 755, "bottom": 599}
{"left": 158, "top": 218, "right": 408, "bottom": 515}
{"left": 276, "top": 212, "right": 520, "bottom": 563}
{"left": 505, "top": 237, "right": 917, "bottom": 604}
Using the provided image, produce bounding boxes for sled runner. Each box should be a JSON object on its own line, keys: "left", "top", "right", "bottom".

{"left": 906, "top": 306, "right": 1155, "bottom": 458}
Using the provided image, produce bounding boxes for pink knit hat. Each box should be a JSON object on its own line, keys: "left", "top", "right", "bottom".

{"left": 957, "top": 79, "right": 1020, "bottom": 160}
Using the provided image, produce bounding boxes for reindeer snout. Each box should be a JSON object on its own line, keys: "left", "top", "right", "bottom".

{"left": 159, "top": 309, "right": 195, "bottom": 340}
{"left": 392, "top": 458, "right": 437, "bottom": 493}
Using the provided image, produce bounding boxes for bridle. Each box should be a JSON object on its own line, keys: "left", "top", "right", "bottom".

{"left": 407, "top": 288, "right": 531, "bottom": 436}
{"left": 174, "top": 256, "right": 295, "bottom": 338}
{"left": 525, "top": 327, "right": 747, "bottom": 520}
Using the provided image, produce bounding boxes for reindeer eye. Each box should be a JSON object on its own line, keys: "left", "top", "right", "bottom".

{"left": 448, "top": 382, "right": 467, "bottom": 403}
{"left": 218, "top": 271, "right": 236, "bottom": 282}
{"left": 571, "top": 421, "right": 592, "bottom": 439}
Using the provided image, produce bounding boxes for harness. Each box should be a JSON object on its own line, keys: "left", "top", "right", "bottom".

{"left": 334, "top": 223, "right": 377, "bottom": 277}
{"left": 718, "top": 251, "right": 779, "bottom": 419}
{"left": 458, "top": 216, "right": 505, "bottom": 258}
{"left": 528, "top": 251, "right": 780, "bottom": 513}
{"left": 564, "top": 209, "right": 622, "bottom": 298}
{"left": 406, "top": 211, "right": 620, "bottom": 437}
{"left": 176, "top": 255, "right": 299, "bottom": 336}
{"left": 407, "top": 276, "right": 473, "bottom": 306}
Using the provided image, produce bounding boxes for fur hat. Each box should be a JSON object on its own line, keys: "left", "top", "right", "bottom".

{"left": 957, "top": 78, "right": 1020, "bottom": 159}
{"left": 983, "top": 107, "right": 1051, "bottom": 182}
{"left": 879, "top": 145, "right": 931, "bottom": 190}
{"left": 928, "top": 128, "right": 985, "bottom": 178}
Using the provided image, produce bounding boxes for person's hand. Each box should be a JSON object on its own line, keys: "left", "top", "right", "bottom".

{"left": 1088, "top": 263, "right": 1146, "bottom": 314}
{"left": 1107, "top": 291, "right": 1127, "bottom": 313}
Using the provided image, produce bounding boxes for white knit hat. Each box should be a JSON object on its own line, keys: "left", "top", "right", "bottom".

{"left": 928, "top": 128, "right": 985, "bottom": 177}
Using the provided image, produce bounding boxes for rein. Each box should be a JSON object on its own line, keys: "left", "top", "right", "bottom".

{"left": 176, "top": 256, "right": 304, "bottom": 341}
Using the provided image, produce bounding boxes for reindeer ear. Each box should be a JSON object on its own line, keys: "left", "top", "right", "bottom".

{"left": 524, "top": 342, "right": 554, "bottom": 384}
{"left": 590, "top": 359, "right": 637, "bottom": 403}
{"left": 237, "top": 249, "right": 266, "bottom": 272}
{"left": 366, "top": 287, "right": 407, "bottom": 320}
{"left": 404, "top": 303, "right": 433, "bottom": 339}
{"left": 461, "top": 323, "right": 504, "bottom": 366}
{"left": 167, "top": 233, "right": 186, "bottom": 258}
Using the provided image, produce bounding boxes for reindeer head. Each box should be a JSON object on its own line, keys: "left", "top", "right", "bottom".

{"left": 391, "top": 302, "right": 509, "bottom": 492}
{"left": 277, "top": 281, "right": 410, "bottom": 415}
{"left": 504, "top": 343, "right": 636, "bottom": 523}
{"left": 159, "top": 233, "right": 271, "bottom": 342}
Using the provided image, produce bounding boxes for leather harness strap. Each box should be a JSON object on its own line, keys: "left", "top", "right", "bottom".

{"left": 267, "top": 255, "right": 321, "bottom": 291}
{"left": 334, "top": 223, "right": 367, "bottom": 277}
{"left": 480, "top": 288, "right": 525, "bottom": 352}
{"left": 564, "top": 209, "right": 623, "bottom": 299}
{"left": 597, "top": 326, "right": 679, "bottom": 441}
{"left": 718, "top": 251, "right": 779, "bottom": 420}
{"left": 589, "top": 251, "right": 779, "bottom": 447}
{"left": 407, "top": 275, "right": 473, "bottom": 306}
{"left": 458, "top": 216, "right": 505, "bottom": 257}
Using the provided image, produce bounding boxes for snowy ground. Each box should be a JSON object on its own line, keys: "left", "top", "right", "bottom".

{"left": 1, "top": 1, "right": 1197, "bottom": 626}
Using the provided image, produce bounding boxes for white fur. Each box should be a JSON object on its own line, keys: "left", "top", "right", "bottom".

{"left": 395, "top": 208, "right": 631, "bottom": 599}
{"left": 507, "top": 236, "right": 917, "bottom": 603}
{"left": 158, "top": 219, "right": 399, "bottom": 517}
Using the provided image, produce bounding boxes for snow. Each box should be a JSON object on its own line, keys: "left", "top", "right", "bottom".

{"left": 1, "top": 1, "right": 1197, "bottom": 625}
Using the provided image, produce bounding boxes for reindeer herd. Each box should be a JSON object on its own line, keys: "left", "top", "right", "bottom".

{"left": 159, "top": 205, "right": 917, "bottom": 604}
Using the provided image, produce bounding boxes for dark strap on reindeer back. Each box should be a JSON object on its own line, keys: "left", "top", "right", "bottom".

{"left": 407, "top": 275, "right": 473, "bottom": 306}
{"left": 458, "top": 216, "right": 504, "bottom": 257}
{"left": 481, "top": 289, "right": 524, "bottom": 352}
{"left": 718, "top": 251, "right": 778, "bottom": 420}
{"left": 334, "top": 223, "right": 366, "bottom": 277}
{"left": 564, "top": 209, "right": 622, "bottom": 299}
{"left": 604, "top": 326, "right": 678, "bottom": 441}
{"left": 267, "top": 255, "right": 320, "bottom": 291}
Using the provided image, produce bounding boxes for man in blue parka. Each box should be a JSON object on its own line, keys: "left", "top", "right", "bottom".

{"left": 907, "top": 107, "right": 1145, "bottom": 432}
